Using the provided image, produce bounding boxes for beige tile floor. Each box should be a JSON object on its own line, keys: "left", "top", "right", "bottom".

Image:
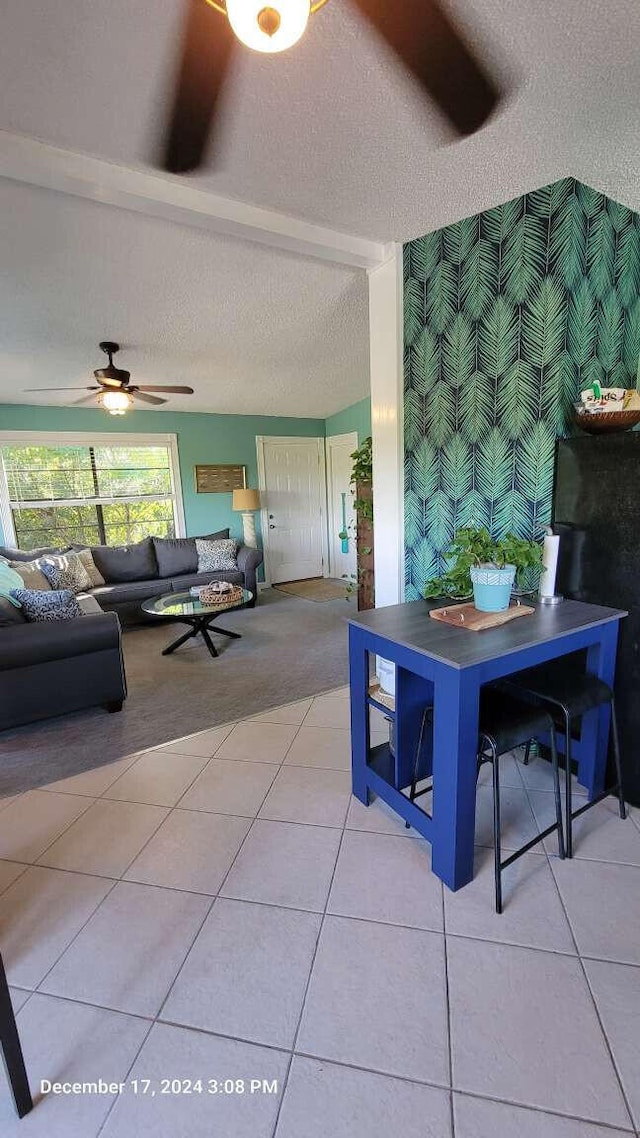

{"left": 1, "top": 686, "right": 639, "bottom": 1137}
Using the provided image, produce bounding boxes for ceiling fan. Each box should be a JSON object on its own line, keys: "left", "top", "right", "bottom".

{"left": 160, "top": 0, "right": 502, "bottom": 174}
{"left": 24, "top": 342, "right": 195, "bottom": 415}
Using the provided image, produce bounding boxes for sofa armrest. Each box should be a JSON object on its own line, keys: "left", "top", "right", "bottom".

{"left": 236, "top": 545, "right": 263, "bottom": 603}
{"left": 0, "top": 612, "right": 123, "bottom": 672}
{"left": 237, "top": 545, "right": 263, "bottom": 574}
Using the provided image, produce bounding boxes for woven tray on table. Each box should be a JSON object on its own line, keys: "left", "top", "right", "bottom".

{"left": 199, "top": 584, "right": 244, "bottom": 606}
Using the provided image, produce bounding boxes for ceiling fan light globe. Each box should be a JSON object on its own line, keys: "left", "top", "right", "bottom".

{"left": 98, "top": 389, "right": 134, "bottom": 415}
{"left": 226, "top": 0, "right": 310, "bottom": 53}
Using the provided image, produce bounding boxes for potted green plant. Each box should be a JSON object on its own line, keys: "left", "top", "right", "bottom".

{"left": 423, "top": 527, "right": 543, "bottom": 613}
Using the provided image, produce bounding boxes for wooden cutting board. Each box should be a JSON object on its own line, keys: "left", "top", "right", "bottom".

{"left": 429, "top": 601, "right": 535, "bottom": 631}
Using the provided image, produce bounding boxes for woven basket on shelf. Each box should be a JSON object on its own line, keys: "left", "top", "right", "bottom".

{"left": 572, "top": 409, "right": 640, "bottom": 434}
{"left": 199, "top": 583, "right": 244, "bottom": 606}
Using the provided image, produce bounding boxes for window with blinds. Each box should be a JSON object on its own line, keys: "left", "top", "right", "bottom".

{"left": 0, "top": 438, "right": 183, "bottom": 550}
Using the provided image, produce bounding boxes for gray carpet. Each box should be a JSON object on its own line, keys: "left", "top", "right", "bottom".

{"left": 0, "top": 589, "right": 351, "bottom": 796}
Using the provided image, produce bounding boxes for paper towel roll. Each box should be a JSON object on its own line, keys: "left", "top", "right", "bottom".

{"left": 539, "top": 534, "right": 560, "bottom": 598}
{"left": 376, "top": 657, "right": 396, "bottom": 697}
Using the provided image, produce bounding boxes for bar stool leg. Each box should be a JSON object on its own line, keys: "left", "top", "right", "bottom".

{"left": 549, "top": 729, "right": 566, "bottom": 860}
{"left": 609, "top": 697, "right": 627, "bottom": 821}
{"left": 564, "top": 718, "right": 573, "bottom": 858}
{"left": 491, "top": 742, "right": 502, "bottom": 914}
{"left": 0, "top": 954, "right": 33, "bottom": 1118}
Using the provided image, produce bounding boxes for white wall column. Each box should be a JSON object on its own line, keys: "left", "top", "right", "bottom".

{"left": 368, "top": 244, "right": 404, "bottom": 608}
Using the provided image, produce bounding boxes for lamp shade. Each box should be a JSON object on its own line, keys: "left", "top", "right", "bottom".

{"left": 232, "top": 488, "right": 261, "bottom": 512}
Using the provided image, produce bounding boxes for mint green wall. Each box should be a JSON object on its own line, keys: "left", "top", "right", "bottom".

{"left": 324, "top": 398, "right": 371, "bottom": 442}
{"left": 0, "top": 404, "right": 325, "bottom": 545}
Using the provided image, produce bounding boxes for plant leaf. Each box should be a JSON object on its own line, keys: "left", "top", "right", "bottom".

{"left": 404, "top": 277, "right": 424, "bottom": 347}
{"left": 480, "top": 194, "right": 524, "bottom": 244}
{"left": 501, "top": 212, "right": 547, "bottom": 304}
{"left": 460, "top": 238, "right": 497, "bottom": 321}
{"left": 522, "top": 275, "right": 566, "bottom": 368}
{"left": 597, "top": 289, "right": 624, "bottom": 376}
{"left": 479, "top": 295, "right": 519, "bottom": 379}
{"left": 443, "top": 214, "right": 478, "bottom": 266}
{"left": 425, "top": 380, "right": 456, "bottom": 448}
{"left": 496, "top": 358, "right": 539, "bottom": 440}
{"left": 408, "top": 436, "right": 439, "bottom": 500}
{"left": 424, "top": 490, "right": 454, "bottom": 554}
{"left": 567, "top": 278, "right": 597, "bottom": 367}
{"left": 615, "top": 220, "right": 640, "bottom": 309}
{"left": 459, "top": 370, "right": 493, "bottom": 444}
{"left": 410, "top": 326, "right": 440, "bottom": 396}
{"left": 426, "top": 261, "right": 457, "bottom": 335}
{"left": 410, "top": 231, "right": 441, "bottom": 282}
{"left": 441, "top": 435, "right": 473, "bottom": 506}
{"left": 586, "top": 207, "right": 615, "bottom": 301}
{"left": 476, "top": 426, "right": 512, "bottom": 532}
{"left": 515, "top": 420, "right": 556, "bottom": 531}
{"left": 442, "top": 312, "right": 475, "bottom": 390}
{"left": 623, "top": 296, "right": 640, "bottom": 377}
{"left": 404, "top": 388, "right": 425, "bottom": 453}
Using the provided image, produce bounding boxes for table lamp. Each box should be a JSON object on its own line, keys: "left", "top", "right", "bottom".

{"left": 232, "top": 488, "right": 261, "bottom": 548}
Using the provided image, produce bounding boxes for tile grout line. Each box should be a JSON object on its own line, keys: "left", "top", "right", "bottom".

{"left": 536, "top": 779, "right": 637, "bottom": 1133}
{"left": 27, "top": 707, "right": 300, "bottom": 1007}
{"left": 267, "top": 793, "right": 351, "bottom": 1138}
{"left": 440, "top": 875, "right": 456, "bottom": 1137}
{"left": 94, "top": 730, "right": 298, "bottom": 1138}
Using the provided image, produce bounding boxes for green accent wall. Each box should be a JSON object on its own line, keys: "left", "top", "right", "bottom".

{"left": 0, "top": 404, "right": 325, "bottom": 545}
{"left": 325, "top": 398, "right": 371, "bottom": 443}
{"left": 403, "top": 177, "right": 640, "bottom": 600}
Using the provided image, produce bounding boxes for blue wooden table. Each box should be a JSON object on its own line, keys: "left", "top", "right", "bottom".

{"left": 348, "top": 599, "right": 625, "bottom": 892}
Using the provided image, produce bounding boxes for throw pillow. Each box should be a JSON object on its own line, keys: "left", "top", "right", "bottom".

{"left": 75, "top": 547, "right": 106, "bottom": 587}
{"left": 11, "top": 588, "right": 82, "bottom": 622}
{"left": 91, "top": 537, "right": 158, "bottom": 583}
{"left": 40, "top": 551, "right": 93, "bottom": 594}
{"left": 76, "top": 593, "right": 103, "bottom": 615}
{"left": 198, "top": 528, "right": 230, "bottom": 542}
{"left": 9, "top": 559, "right": 52, "bottom": 591}
{"left": 152, "top": 536, "right": 198, "bottom": 578}
{"left": 0, "top": 558, "right": 25, "bottom": 605}
{"left": 195, "top": 538, "right": 239, "bottom": 573}
{"left": 0, "top": 543, "right": 68, "bottom": 563}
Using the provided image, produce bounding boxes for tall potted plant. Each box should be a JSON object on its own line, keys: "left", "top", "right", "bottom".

{"left": 424, "top": 527, "right": 543, "bottom": 613}
{"left": 345, "top": 437, "right": 374, "bottom": 611}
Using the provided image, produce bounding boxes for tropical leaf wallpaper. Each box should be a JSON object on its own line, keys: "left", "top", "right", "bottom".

{"left": 404, "top": 177, "right": 640, "bottom": 600}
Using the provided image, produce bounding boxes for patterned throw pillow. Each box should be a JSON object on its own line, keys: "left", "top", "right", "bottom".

{"left": 195, "top": 538, "right": 239, "bottom": 573}
{"left": 10, "top": 588, "right": 82, "bottom": 622}
{"left": 39, "top": 552, "right": 92, "bottom": 594}
{"left": 9, "top": 559, "right": 52, "bottom": 591}
{"left": 75, "top": 547, "right": 105, "bottom": 587}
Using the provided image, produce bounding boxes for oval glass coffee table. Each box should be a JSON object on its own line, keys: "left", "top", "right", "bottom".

{"left": 142, "top": 588, "right": 253, "bottom": 658}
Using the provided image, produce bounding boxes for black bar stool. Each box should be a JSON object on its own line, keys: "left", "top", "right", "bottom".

{"left": 0, "top": 951, "right": 33, "bottom": 1118}
{"left": 496, "top": 663, "right": 626, "bottom": 857}
{"left": 407, "top": 689, "right": 565, "bottom": 913}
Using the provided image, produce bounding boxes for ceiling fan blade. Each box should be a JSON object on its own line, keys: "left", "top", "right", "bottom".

{"left": 23, "top": 387, "right": 97, "bottom": 392}
{"left": 135, "top": 385, "right": 195, "bottom": 394}
{"left": 351, "top": 0, "right": 500, "bottom": 135}
{"left": 160, "top": 0, "right": 236, "bottom": 173}
{"left": 131, "top": 390, "right": 168, "bottom": 406}
{"left": 72, "top": 394, "right": 100, "bottom": 406}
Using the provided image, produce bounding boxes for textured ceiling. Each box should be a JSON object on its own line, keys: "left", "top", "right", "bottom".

{"left": 0, "top": 181, "right": 369, "bottom": 416}
{"left": 1, "top": 0, "right": 640, "bottom": 413}
{"left": 2, "top": 0, "right": 640, "bottom": 240}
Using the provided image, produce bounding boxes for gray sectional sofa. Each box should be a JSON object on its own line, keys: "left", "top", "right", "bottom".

{"left": 0, "top": 530, "right": 263, "bottom": 730}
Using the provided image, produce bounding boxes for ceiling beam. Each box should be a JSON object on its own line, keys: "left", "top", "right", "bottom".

{"left": 0, "top": 130, "right": 391, "bottom": 271}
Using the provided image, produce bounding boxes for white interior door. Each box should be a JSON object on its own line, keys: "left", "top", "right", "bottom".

{"left": 257, "top": 436, "right": 327, "bottom": 583}
{"left": 326, "top": 432, "right": 358, "bottom": 581}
